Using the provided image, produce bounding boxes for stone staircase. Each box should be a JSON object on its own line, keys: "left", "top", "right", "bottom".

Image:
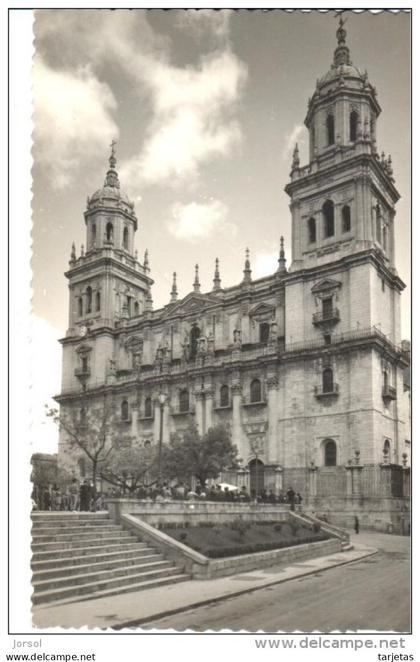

{"left": 31, "top": 512, "right": 190, "bottom": 606}
{"left": 291, "top": 511, "right": 354, "bottom": 552}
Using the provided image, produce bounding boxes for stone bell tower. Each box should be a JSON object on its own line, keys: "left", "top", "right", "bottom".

{"left": 61, "top": 144, "right": 152, "bottom": 392}
{"left": 286, "top": 17, "right": 400, "bottom": 274}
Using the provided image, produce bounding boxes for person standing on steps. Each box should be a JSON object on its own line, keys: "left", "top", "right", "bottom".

{"left": 354, "top": 515, "right": 360, "bottom": 534}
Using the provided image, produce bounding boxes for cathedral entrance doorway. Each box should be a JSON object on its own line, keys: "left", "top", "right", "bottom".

{"left": 248, "top": 459, "right": 265, "bottom": 497}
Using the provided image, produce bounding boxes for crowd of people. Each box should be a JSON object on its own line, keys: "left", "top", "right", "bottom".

{"left": 33, "top": 479, "right": 303, "bottom": 511}
{"left": 33, "top": 479, "right": 107, "bottom": 512}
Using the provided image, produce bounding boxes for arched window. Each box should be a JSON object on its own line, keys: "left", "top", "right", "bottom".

{"left": 77, "top": 297, "right": 83, "bottom": 318}
{"left": 322, "top": 200, "right": 335, "bottom": 238}
{"left": 220, "top": 385, "right": 229, "bottom": 408}
{"left": 106, "top": 222, "right": 114, "bottom": 243}
{"left": 375, "top": 205, "right": 382, "bottom": 243}
{"left": 86, "top": 287, "right": 92, "bottom": 314}
{"left": 78, "top": 457, "right": 86, "bottom": 478}
{"left": 144, "top": 397, "right": 153, "bottom": 418}
{"left": 259, "top": 322, "right": 270, "bottom": 344}
{"left": 134, "top": 301, "right": 140, "bottom": 316}
{"left": 326, "top": 114, "right": 335, "bottom": 146}
{"left": 349, "top": 110, "right": 359, "bottom": 142}
{"left": 80, "top": 407, "right": 87, "bottom": 426}
{"left": 91, "top": 223, "right": 96, "bottom": 246}
{"left": 121, "top": 400, "right": 129, "bottom": 421}
{"left": 250, "top": 379, "right": 262, "bottom": 403}
{"left": 190, "top": 326, "right": 200, "bottom": 360}
{"left": 324, "top": 439, "right": 337, "bottom": 466}
{"left": 322, "top": 368, "right": 334, "bottom": 393}
{"left": 81, "top": 356, "right": 88, "bottom": 373}
{"left": 179, "top": 389, "right": 189, "bottom": 413}
{"left": 308, "top": 217, "right": 316, "bottom": 243}
{"left": 383, "top": 439, "right": 391, "bottom": 458}
{"left": 342, "top": 205, "right": 351, "bottom": 233}
{"left": 95, "top": 291, "right": 101, "bottom": 312}
{"left": 123, "top": 227, "right": 129, "bottom": 250}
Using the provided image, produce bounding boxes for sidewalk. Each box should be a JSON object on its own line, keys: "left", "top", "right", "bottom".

{"left": 32, "top": 541, "right": 377, "bottom": 630}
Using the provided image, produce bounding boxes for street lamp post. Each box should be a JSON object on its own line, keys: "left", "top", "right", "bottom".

{"left": 157, "top": 392, "right": 166, "bottom": 490}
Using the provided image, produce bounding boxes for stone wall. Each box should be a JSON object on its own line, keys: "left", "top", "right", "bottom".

{"left": 108, "top": 499, "right": 290, "bottom": 526}
{"left": 306, "top": 495, "right": 410, "bottom": 535}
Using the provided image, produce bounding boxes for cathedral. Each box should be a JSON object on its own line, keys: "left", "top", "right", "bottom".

{"left": 56, "top": 21, "right": 410, "bottom": 525}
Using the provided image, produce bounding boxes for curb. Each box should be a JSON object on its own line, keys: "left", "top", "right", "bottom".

{"left": 111, "top": 547, "right": 378, "bottom": 630}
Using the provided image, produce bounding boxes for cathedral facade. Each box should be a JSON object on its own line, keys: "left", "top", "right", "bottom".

{"left": 56, "top": 22, "right": 410, "bottom": 515}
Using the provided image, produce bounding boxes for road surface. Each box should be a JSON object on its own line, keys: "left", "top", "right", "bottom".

{"left": 144, "top": 532, "right": 410, "bottom": 632}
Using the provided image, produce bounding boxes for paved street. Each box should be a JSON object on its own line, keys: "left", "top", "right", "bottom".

{"left": 144, "top": 532, "right": 410, "bottom": 632}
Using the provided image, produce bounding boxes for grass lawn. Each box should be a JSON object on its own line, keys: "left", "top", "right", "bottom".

{"left": 160, "top": 519, "right": 330, "bottom": 558}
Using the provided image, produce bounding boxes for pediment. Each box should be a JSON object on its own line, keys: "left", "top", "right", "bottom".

{"left": 161, "top": 293, "right": 220, "bottom": 320}
{"left": 249, "top": 303, "right": 276, "bottom": 319}
{"left": 311, "top": 278, "right": 342, "bottom": 293}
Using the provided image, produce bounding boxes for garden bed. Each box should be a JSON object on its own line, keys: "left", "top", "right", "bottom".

{"left": 160, "top": 518, "right": 330, "bottom": 559}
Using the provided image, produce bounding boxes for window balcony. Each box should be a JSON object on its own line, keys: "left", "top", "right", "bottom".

{"left": 74, "top": 366, "right": 90, "bottom": 378}
{"left": 242, "top": 400, "right": 267, "bottom": 408}
{"left": 382, "top": 385, "right": 397, "bottom": 402}
{"left": 312, "top": 308, "right": 340, "bottom": 326}
{"left": 314, "top": 383, "right": 339, "bottom": 398}
{"left": 172, "top": 409, "right": 194, "bottom": 417}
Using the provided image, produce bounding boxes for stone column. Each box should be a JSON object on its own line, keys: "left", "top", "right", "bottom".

{"left": 162, "top": 402, "right": 170, "bottom": 445}
{"left": 204, "top": 389, "right": 214, "bottom": 432}
{"left": 349, "top": 450, "right": 364, "bottom": 499}
{"left": 402, "top": 454, "right": 410, "bottom": 498}
{"left": 130, "top": 406, "right": 139, "bottom": 438}
{"left": 309, "top": 462, "right": 318, "bottom": 497}
{"left": 231, "top": 382, "right": 244, "bottom": 461}
{"left": 194, "top": 391, "right": 204, "bottom": 436}
{"left": 153, "top": 402, "right": 160, "bottom": 444}
{"left": 274, "top": 466, "right": 283, "bottom": 495}
{"left": 345, "top": 463, "right": 353, "bottom": 497}
{"left": 267, "top": 375, "right": 279, "bottom": 463}
{"left": 237, "top": 468, "right": 250, "bottom": 492}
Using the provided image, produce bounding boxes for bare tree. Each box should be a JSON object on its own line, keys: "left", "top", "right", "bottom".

{"left": 46, "top": 395, "right": 131, "bottom": 495}
{"left": 100, "top": 443, "right": 158, "bottom": 494}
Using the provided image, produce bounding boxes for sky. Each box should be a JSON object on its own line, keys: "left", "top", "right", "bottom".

{"left": 30, "top": 9, "right": 411, "bottom": 452}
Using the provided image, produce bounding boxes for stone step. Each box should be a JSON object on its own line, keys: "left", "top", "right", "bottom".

{"left": 31, "top": 513, "right": 109, "bottom": 523}
{"left": 32, "top": 541, "right": 147, "bottom": 562}
{"left": 32, "top": 546, "right": 154, "bottom": 571}
{"left": 32, "top": 565, "right": 183, "bottom": 605}
{"left": 32, "top": 534, "right": 138, "bottom": 553}
{"left": 33, "top": 559, "right": 174, "bottom": 592}
{"left": 34, "top": 573, "right": 191, "bottom": 607}
{"left": 33, "top": 552, "right": 164, "bottom": 581}
{"left": 32, "top": 526, "right": 125, "bottom": 541}
{"left": 32, "top": 520, "right": 113, "bottom": 530}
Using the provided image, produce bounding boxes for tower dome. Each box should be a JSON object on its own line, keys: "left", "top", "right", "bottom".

{"left": 88, "top": 141, "right": 134, "bottom": 212}
{"left": 315, "top": 18, "right": 373, "bottom": 95}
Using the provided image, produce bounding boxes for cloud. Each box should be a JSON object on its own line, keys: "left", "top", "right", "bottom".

{"left": 35, "top": 10, "right": 247, "bottom": 191}
{"left": 175, "top": 9, "right": 232, "bottom": 46}
{"left": 33, "top": 56, "right": 119, "bottom": 189}
{"left": 168, "top": 199, "right": 236, "bottom": 242}
{"left": 282, "top": 123, "right": 306, "bottom": 160}
{"left": 253, "top": 250, "right": 279, "bottom": 278}
{"left": 253, "top": 246, "right": 292, "bottom": 278}
{"left": 121, "top": 49, "right": 247, "bottom": 188}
